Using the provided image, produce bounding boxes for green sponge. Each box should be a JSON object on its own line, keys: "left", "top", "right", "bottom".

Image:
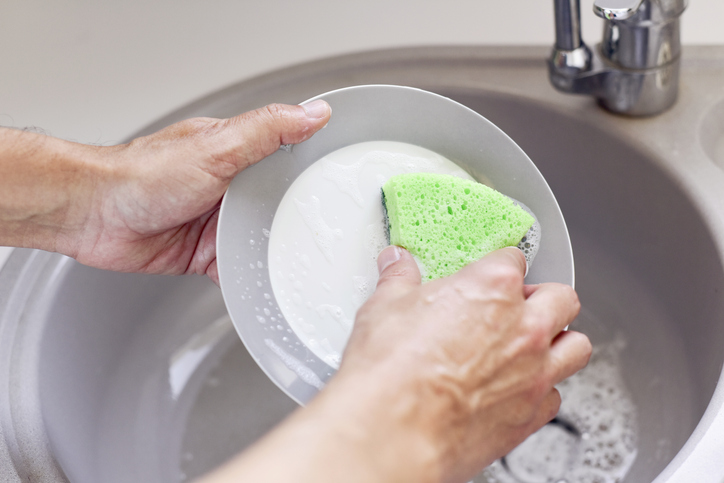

{"left": 382, "top": 173, "right": 535, "bottom": 281}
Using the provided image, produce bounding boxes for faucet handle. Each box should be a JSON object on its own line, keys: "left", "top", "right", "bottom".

{"left": 593, "top": 0, "right": 644, "bottom": 20}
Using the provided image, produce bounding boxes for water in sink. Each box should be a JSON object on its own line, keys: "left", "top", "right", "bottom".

{"left": 483, "top": 326, "right": 638, "bottom": 483}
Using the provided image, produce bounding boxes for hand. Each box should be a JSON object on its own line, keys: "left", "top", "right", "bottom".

{"left": 200, "top": 246, "right": 591, "bottom": 483}
{"left": 0, "top": 101, "right": 330, "bottom": 282}
{"left": 336, "top": 246, "right": 591, "bottom": 482}
{"left": 71, "top": 101, "right": 331, "bottom": 283}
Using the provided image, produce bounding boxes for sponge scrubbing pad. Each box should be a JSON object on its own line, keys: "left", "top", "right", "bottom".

{"left": 382, "top": 173, "right": 535, "bottom": 281}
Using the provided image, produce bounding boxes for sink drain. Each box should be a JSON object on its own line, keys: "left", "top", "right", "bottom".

{"left": 500, "top": 418, "right": 581, "bottom": 483}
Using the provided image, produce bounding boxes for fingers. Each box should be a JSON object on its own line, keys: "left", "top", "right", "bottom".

{"left": 524, "top": 283, "right": 580, "bottom": 337}
{"left": 470, "top": 247, "right": 527, "bottom": 279}
{"left": 548, "top": 330, "right": 593, "bottom": 385}
{"left": 374, "top": 246, "right": 422, "bottom": 299}
{"left": 206, "top": 260, "right": 220, "bottom": 286}
{"left": 214, "top": 101, "right": 332, "bottom": 175}
{"left": 454, "top": 247, "right": 527, "bottom": 296}
{"left": 521, "top": 388, "right": 562, "bottom": 438}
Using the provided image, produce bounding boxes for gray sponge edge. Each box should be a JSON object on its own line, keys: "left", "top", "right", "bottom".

{"left": 381, "top": 187, "right": 391, "bottom": 245}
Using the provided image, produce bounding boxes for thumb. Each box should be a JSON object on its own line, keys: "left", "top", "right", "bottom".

{"left": 375, "top": 246, "right": 422, "bottom": 299}
{"left": 215, "top": 100, "right": 331, "bottom": 175}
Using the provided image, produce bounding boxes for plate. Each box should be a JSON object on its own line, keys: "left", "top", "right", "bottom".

{"left": 217, "top": 85, "right": 573, "bottom": 405}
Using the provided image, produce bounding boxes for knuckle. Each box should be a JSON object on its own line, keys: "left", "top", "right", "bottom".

{"left": 485, "top": 264, "right": 524, "bottom": 291}
{"left": 545, "top": 388, "right": 562, "bottom": 419}
{"left": 529, "top": 372, "right": 553, "bottom": 401}
{"left": 176, "top": 117, "right": 220, "bottom": 137}
{"left": 521, "top": 316, "right": 551, "bottom": 352}
{"left": 263, "top": 103, "right": 292, "bottom": 123}
{"left": 380, "top": 264, "right": 413, "bottom": 283}
{"left": 507, "top": 399, "right": 539, "bottom": 427}
{"left": 562, "top": 283, "right": 580, "bottom": 309}
{"left": 580, "top": 334, "right": 594, "bottom": 364}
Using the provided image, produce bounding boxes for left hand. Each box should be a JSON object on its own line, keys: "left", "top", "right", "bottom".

{"left": 69, "top": 101, "right": 331, "bottom": 283}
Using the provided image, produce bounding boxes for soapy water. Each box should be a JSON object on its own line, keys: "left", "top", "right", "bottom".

{"left": 514, "top": 201, "right": 541, "bottom": 267}
{"left": 482, "top": 334, "right": 638, "bottom": 483}
{"left": 268, "top": 141, "right": 542, "bottom": 370}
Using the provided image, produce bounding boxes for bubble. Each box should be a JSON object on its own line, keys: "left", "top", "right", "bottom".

{"left": 484, "top": 336, "right": 638, "bottom": 482}
{"left": 513, "top": 199, "right": 541, "bottom": 267}
{"left": 352, "top": 275, "right": 372, "bottom": 306}
{"left": 264, "top": 338, "right": 324, "bottom": 389}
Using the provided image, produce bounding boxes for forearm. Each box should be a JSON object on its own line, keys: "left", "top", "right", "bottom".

{"left": 198, "top": 370, "right": 442, "bottom": 483}
{"left": 0, "top": 127, "right": 107, "bottom": 253}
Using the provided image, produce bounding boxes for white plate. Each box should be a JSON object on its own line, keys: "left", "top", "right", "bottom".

{"left": 217, "top": 85, "right": 573, "bottom": 405}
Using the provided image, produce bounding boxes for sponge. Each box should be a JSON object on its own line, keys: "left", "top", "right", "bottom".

{"left": 382, "top": 173, "right": 535, "bottom": 281}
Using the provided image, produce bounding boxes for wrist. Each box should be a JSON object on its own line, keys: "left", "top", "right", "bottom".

{"left": 0, "top": 128, "right": 111, "bottom": 254}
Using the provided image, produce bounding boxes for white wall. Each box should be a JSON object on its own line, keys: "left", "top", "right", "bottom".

{"left": 0, "top": 1, "right": 722, "bottom": 265}
{"left": 1, "top": 1, "right": 722, "bottom": 146}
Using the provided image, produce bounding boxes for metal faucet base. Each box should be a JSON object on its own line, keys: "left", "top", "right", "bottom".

{"left": 550, "top": 0, "right": 686, "bottom": 117}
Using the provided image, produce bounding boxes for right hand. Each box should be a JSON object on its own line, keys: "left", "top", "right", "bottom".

{"left": 338, "top": 245, "right": 591, "bottom": 482}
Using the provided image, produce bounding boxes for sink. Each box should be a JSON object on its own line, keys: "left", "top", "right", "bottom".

{"left": 2, "top": 46, "right": 724, "bottom": 482}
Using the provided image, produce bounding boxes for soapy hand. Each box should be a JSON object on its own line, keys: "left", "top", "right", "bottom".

{"left": 339, "top": 245, "right": 591, "bottom": 482}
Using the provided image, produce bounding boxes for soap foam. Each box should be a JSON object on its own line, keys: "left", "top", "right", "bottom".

{"left": 264, "top": 338, "right": 325, "bottom": 390}
{"left": 514, "top": 200, "right": 541, "bottom": 267}
{"left": 483, "top": 334, "right": 638, "bottom": 482}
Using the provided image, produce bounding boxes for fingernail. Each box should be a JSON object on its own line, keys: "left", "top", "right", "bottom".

{"left": 524, "top": 259, "right": 530, "bottom": 278}
{"left": 302, "top": 100, "right": 330, "bottom": 119}
{"left": 377, "top": 246, "right": 401, "bottom": 274}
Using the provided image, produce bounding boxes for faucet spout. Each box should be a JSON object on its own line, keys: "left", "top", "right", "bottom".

{"left": 549, "top": 0, "right": 687, "bottom": 116}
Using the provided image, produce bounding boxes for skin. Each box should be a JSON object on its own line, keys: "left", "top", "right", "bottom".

{"left": 0, "top": 101, "right": 591, "bottom": 483}
{"left": 200, "top": 246, "right": 589, "bottom": 483}
{"left": 0, "top": 100, "right": 332, "bottom": 283}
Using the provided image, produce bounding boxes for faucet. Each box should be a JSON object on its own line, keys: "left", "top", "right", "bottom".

{"left": 549, "top": 0, "right": 687, "bottom": 116}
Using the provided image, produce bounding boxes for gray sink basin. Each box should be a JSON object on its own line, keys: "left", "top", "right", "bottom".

{"left": 2, "top": 46, "right": 724, "bottom": 482}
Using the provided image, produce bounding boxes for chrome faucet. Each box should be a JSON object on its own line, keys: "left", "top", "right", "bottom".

{"left": 549, "top": 0, "right": 687, "bottom": 116}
